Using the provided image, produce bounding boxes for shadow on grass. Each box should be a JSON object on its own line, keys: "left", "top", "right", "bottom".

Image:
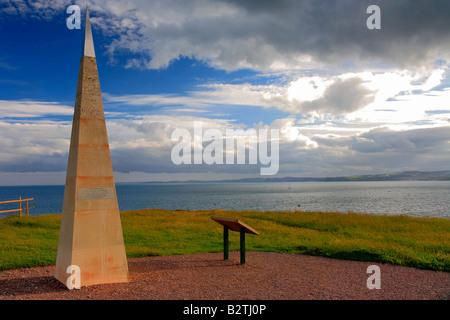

{"left": 294, "top": 246, "right": 448, "bottom": 272}
{"left": 295, "top": 246, "right": 386, "bottom": 264}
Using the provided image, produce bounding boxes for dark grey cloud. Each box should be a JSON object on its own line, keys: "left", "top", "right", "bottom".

{"left": 0, "top": 153, "right": 67, "bottom": 172}
{"left": 95, "top": 0, "right": 450, "bottom": 71}
{"left": 350, "top": 126, "right": 450, "bottom": 153}
{"left": 299, "top": 77, "right": 376, "bottom": 114}
{"left": 274, "top": 125, "right": 450, "bottom": 177}
{"left": 3, "top": 0, "right": 449, "bottom": 71}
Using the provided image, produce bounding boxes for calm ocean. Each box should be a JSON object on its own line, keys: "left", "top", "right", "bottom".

{"left": 0, "top": 181, "right": 449, "bottom": 218}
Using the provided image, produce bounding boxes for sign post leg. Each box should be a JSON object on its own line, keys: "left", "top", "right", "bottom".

{"left": 224, "top": 225, "right": 229, "bottom": 260}
{"left": 240, "top": 227, "right": 246, "bottom": 265}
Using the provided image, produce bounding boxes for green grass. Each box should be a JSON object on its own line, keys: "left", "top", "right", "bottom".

{"left": 0, "top": 209, "right": 449, "bottom": 272}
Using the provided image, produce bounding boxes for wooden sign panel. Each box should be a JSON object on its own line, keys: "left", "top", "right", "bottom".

{"left": 211, "top": 217, "right": 260, "bottom": 235}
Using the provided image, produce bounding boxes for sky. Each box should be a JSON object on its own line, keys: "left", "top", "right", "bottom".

{"left": 0, "top": 0, "right": 449, "bottom": 185}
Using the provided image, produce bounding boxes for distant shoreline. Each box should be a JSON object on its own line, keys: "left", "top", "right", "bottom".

{"left": 123, "top": 170, "right": 450, "bottom": 184}
{"left": 1, "top": 170, "right": 450, "bottom": 187}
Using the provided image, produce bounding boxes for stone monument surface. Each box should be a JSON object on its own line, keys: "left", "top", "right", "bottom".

{"left": 55, "top": 7, "right": 129, "bottom": 288}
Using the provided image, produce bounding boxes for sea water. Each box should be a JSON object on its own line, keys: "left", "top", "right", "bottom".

{"left": 0, "top": 181, "right": 449, "bottom": 218}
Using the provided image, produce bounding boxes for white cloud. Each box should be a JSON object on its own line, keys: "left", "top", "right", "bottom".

{"left": 103, "top": 67, "right": 449, "bottom": 121}
{"left": 0, "top": 120, "right": 70, "bottom": 173}
{"left": 0, "top": 100, "right": 73, "bottom": 119}
{"left": 347, "top": 87, "right": 450, "bottom": 126}
{"left": 288, "top": 77, "right": 332, "bottom": 102}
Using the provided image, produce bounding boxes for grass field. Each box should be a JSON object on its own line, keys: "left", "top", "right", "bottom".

{"left": 0, "top": 209, "right": 449, "bottom": 272}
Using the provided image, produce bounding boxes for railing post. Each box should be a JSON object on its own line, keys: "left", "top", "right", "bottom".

{"left": 0, "top": 198, "right": 34, "bottom": 216}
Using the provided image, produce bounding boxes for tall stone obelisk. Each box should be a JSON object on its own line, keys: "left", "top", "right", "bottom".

{"left": 55, "top": 7, "right": 129, "bottom": 288}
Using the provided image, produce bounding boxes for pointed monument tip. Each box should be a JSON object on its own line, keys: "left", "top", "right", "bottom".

{"left": 83, "top": 4, "right": 96, "bottom": 58}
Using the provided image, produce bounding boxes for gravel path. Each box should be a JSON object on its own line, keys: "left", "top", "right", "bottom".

{"left": 0, "top": 252, "right": 448, "bottom": 300}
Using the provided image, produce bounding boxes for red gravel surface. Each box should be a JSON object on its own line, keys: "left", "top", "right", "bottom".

{"left": 0, "top": 252, "right": 448, "bottom": 300}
